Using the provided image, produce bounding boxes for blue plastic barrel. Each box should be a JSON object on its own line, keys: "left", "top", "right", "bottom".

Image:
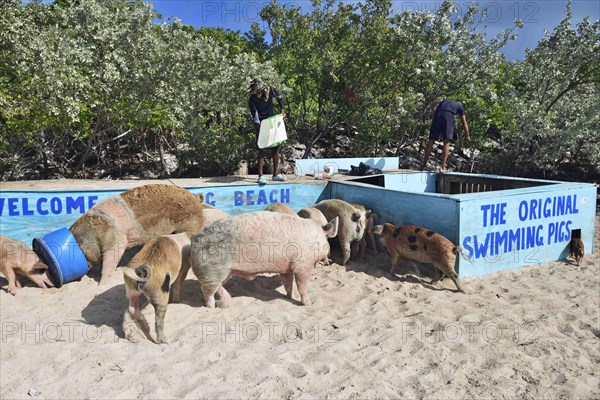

{"left": 32, "top": 228, "right": 88, "bottom": 288}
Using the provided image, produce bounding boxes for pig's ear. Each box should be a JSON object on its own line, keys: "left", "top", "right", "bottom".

{"left": 383, "top": 223, "right": 396, "bottom": 234}
{"left": 323, "top": 217, "right": 339, "bottom": 238}
{"left": 371, "top": 225, "right": 384, "bottom": 235}
{"left": 365, "top": 209, "right": 373, "bottom": 220}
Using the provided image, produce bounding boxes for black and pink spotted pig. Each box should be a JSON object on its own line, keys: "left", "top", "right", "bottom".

{"left": 372, "top": 224, "right": 466, "bottom": 293}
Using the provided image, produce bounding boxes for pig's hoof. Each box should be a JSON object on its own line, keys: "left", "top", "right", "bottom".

{"left": 98, "top": 278, "right": 112, "bottom": 286}
{"left": 205, "top": 300, "right": 217, "bottom": 309}
{"left": 156, "top": 337, "right": 169, "bottom": 345}
{"left": 217, "top": 299, "right": 231, "bottom": 309}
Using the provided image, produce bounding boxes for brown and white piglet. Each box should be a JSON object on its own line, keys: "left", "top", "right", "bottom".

{"left": 123, "top": 233, "right": 191, "bottom": 344}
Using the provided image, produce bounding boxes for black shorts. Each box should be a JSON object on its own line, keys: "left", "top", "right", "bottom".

{"left": 256, "top": 145, "right": 279, "bottom": 157}
{"left": 429, "top": 113, "right": 455, "bottom": 140}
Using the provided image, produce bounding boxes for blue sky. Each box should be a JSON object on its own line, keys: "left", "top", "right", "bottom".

{"left": 148, "top": 0, "right": 599, "bottom": 60}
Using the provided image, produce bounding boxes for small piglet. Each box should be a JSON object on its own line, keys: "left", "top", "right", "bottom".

{"left": 123, "top": 233, "right": 191, "bottom": 344}
{"left": 190, "top": 211, "right": 338, "bottom": 308}
{"left": 372, "top": 224, "right": 465, "bottom": 293}
{"left": 569, "top": 238, "right": 584, "bottom": 266}
{"left": 0, "top": 235, "right": 54, "bottom": 295}
{"left": 352, "top": 204, "right": 378, "bottom": 258}
{"left": 314, "top": 199, "right": 368, "bottom": 266}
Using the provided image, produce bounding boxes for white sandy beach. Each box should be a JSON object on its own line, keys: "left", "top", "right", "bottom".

{"left": 1, "top": 215, "right": 598, "bottom": 399}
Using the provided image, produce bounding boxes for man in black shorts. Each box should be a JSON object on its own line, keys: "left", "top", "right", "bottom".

{"left": 421, "top": 99, "right": 470, "bottom": 172}
{"left": 248, "top": 78, "right": 286, "bottom": 185}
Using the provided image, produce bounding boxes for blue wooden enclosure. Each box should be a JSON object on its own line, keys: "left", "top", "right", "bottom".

{"left": 329, "top": 172, "right": 597, "bottom": 277}
{"left": 1, "top": 171, "right": 596, "bottom": 277}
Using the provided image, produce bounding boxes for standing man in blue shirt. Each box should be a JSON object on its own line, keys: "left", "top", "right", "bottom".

{"left": 248, "top": 78, "right": 286, "bottom": 185}
{"left": 420, "top": 99, "right": 470, "bottom": 172}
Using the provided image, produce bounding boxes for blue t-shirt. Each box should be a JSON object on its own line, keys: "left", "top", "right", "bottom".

{"left": 435, "top": 100, "right": 464, "bottom": 117}
{"left": 248, "top": 87, "right": 284, "bottom": 124}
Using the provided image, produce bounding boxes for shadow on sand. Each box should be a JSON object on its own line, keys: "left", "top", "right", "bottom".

{"left": 81, "top": 273, "right": 299, "bottom": 339}
{"left": 329, "top": 244, "right": 462, "bottom": 293}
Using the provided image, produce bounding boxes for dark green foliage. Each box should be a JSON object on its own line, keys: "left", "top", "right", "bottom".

{"left": 0, "top": 0, "right": 598, "bottom": 181}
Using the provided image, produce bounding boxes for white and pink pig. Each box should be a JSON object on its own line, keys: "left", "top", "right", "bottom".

{"left": 190, "top": 211, "right": 338, "bottom": 308}
{"left": 1, "top": 235, "right": 54, "bottom": 295}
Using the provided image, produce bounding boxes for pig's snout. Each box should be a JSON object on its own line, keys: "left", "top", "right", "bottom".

{"left": 40, "top": 271, "right": 55, "bottom": 288}
{"left": 27, "top": 264, "right": 55, "bottom": 288}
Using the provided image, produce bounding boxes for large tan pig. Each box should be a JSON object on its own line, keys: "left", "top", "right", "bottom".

{"left": 313, "top": 199, "right": 368, "bottom": 266}
{"left": 70, "top": 184, "right": 204, "bottom": 284}
{"left": 190, "top": 211, "right": 338, "bottom": 308}
{"left": 0, "top": 235, "right": 54, "bottom": 295}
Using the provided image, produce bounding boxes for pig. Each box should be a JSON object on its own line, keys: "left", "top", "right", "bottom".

{"left": 190, "top": 211, "right": 338, "bottom": 308}
{"left": 313, "top": 199, "right": 367, "bottom": 266}
{"left": 569, "top": 238, "right": 584, "bottom": 266}
{"left": 372, "top": 223, "right": 465, "bottom": 293}
{"left": 70, "top": 184, "right": 205, "bottom": 284}
{"left": 297, "top": 207, "right": 328, "bottom": 226}
{"left": 0, "top": 235, "right": 54, "bottom": 295}
{"left": 297, "top": 207, "right": 331, "bottom": 265}
{"left": 200, "top": 203, "right": 230, "bottom": 226}
{"left": 123, "top": 233, "right": 191, "bottom": 344}
{"left": 351, "top": 204, "right": 377, "bottom": 258}
{"left": 264, "top": 202, "right": 297, "bottom": 216}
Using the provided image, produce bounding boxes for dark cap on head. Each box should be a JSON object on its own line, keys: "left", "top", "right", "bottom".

{"left": 249, "top": 78, "right": 267, "bottom": 95}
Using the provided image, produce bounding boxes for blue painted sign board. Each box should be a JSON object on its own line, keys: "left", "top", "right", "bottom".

{"left": 0, "top": 182, "right": 328, "bottom": 245}
{"left": 455, "top": 182, "right": 596, "bottom": 276}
